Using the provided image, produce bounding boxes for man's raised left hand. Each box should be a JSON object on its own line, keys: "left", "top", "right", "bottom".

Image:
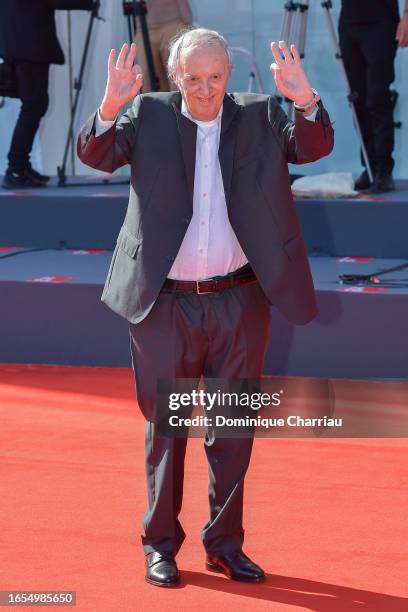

{"left": 270, "top": 40, "right": 314, "bottom": 107}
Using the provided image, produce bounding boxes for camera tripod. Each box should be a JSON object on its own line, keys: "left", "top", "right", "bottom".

{"left": 278, "top": 0, "right": 373, "bottom": 182}
{"left": 57, "top": 2, "right": 103, "bottom": 187}
{"left": 57, "top": 1, "right": 158, "bottom": 187}
{"left": 57, "top": 2, "right": 128, "bottom": 187}
{"left": 123, "top": 0, "right": 159, "bottom": 92}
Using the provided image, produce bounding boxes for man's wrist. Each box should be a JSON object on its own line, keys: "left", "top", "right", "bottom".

{"left": 293, "top": 89, "right": 314, "bottom": 108}
{"left": 294, "top": 89, "right": 321, "bottom": 113}
{"left": 99, "top": 101, "right": 120, "bottom": 121}
{"left": 302, "top": 104, "right": 318, "bottom": 117}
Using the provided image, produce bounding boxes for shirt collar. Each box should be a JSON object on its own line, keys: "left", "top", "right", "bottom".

{"left": 181, "top": 98, "right": 223, "bottom": 129}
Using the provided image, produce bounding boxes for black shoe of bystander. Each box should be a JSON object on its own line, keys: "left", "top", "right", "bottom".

{"left": 25, "top": 165, "right": 50, "bottom": 184}
{"left": 370, "top": 173, "right": 395, "bottom": 194}
{"left": 354, "top": 170, "right": 371, "bottom": 191}
{"left": 2, "top": 169, "right": 47, "bottom": 189}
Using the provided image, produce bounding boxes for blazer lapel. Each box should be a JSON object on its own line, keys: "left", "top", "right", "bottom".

{"left": 219, "top": 94, "right": 241, "bottom": 207}
{"left": 172, "top": 94, "right": 197, "bottom": 205}
{"left": 172, "top": 92, "right": 241, "bottom": 207}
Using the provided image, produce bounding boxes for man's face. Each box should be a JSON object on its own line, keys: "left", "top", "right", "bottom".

{"left": 176, "top": 45, "right": 231, "bottom": 121}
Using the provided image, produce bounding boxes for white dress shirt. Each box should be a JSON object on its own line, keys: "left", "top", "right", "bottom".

{"left": 95, "top": 99, "right": 318, "bottom": 281}
{"left": 96, "top": 101, "right": 247, "bottom": 280}
{"left": 167, "top": 100, "right": 248, "bottom": 280}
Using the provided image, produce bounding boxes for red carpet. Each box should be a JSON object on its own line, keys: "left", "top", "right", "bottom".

{"left": 1, "top": 365, "right": 407, "bottom": 611}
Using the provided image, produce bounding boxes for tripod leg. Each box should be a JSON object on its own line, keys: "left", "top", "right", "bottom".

{"left": 287, "top": 1, "right": 310, "bottom": 121}
{"left": 321, "top": 1, "right": 374, "bottom": 182}
{"left": 297, "top": 1, "right": 309, "bottom": 61}
{"left": 276, "top": 2, "right": 296, "bottom": 102}
{"left": 135, "top": 2, "right": 159, "bottom": 92}
{"left": 127, "top": 14, "right": 134, "bottom": 41}
{"left": 66, "top": 11, "right": 75, "bottom": 176}
{"left": 58, "top": 11, "right": 96, "bottom": 186}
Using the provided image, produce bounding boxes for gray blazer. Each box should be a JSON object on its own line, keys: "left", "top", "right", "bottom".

{"left": 77, "top": 91, "right": 334, "bottom": 325}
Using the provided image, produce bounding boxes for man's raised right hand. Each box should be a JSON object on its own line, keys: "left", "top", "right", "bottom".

{"left": 100, "top": 43, "right": 143, "bottom": 121}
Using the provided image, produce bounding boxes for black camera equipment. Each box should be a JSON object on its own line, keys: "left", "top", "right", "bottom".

{"left": 339, "top": 262, "right": 408, "bottom": 289}
{"left": 122, "top": 1, "right": 159, "bottom": 92}
{"left": 390, "top": 90, "right": 402, "bottom": 129}
{"left": 0, "top": 58, "right": 18, "bottom": 107}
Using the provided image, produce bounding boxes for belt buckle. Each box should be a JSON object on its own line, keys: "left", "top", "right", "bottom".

{"left": 196, "top": 280, "right": 213, "bottom": 294}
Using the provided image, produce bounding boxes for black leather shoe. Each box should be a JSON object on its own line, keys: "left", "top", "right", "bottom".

{"left": 354, "top": 170, "right": 371, "bottom": 191}
{"left": 206, "top": 550, "right": 265, "bottom": 582}
{"left": 25, "top": 165, "right": 50, "bottom": 184}
{"left": 2, "top": 169, "right": 47, "bottom": 189}
{"left": 370, "top": 173, "right": 395, "bottom": 194}
{"left": 145, "top": 552, "right": 180, "bottom": 587}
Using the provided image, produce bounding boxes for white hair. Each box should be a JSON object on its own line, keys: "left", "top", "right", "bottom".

{"left": 167, "top": 27, "right": 233, "bottom": 83}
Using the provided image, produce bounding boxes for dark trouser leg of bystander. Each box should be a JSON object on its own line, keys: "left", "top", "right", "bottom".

{"left": 7, "top": 61, "right": 50, "bottom": 173}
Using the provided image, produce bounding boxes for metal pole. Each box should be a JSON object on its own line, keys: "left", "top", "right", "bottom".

{"left": 67, "top": 11, "right": 75, "bottom": 176}
{"left": 57, "top": 10, "right": 96, "bottom": 186}
{"left": 126, "top": 0, "right": 159, "bottom": 92}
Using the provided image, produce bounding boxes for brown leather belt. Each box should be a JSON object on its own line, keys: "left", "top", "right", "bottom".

{"left": 162, "top": 270, "right": 258, "bottom": 295}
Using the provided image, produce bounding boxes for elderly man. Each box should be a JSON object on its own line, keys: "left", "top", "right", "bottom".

{"left": 77, "top": 28, "right": 333, "bottom": 587}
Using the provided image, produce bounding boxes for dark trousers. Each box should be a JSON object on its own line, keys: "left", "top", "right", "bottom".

{"left": 129, "top": 280, "right": 271, "bottom": 556}
{"left": 7, "top": 61, "right": 50, "bottom": 172}
{"left": 338, "top": 18, "right": 398, "bottom": 175}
